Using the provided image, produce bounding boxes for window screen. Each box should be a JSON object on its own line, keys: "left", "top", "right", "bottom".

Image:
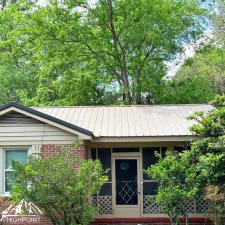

{"left": 99, "top": 183, "right": 112, "bottom": 196}
{"left": 142, "top": 147, "right": 160, "bottom": 180}
{"left": 98, "top": 149, "right": 111, "bottom": 181}
{"left": 112, "top": 148, "right": 140, "bottom": 153}
{"left": 91, "top": 148, "right": 112, "bottom": 181}
{"left": 142, "top": 147, "right": 166, "bottom": 196}
{"left": 174, "top": 145, "right": 191, "bottom": 152}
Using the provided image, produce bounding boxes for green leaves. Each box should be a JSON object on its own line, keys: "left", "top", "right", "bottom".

{"left": 159, "top": 45, "right": 225, "bottom": 104}
{"left": 146, "top": 150, "right": 200, "bottom": 225}
{"left": 12, "top": 145, "right": 108, "bottom": 225}
{"left": 148, "top": 95, "right": 225, "bottom": 224}
{"left": 0, "top": 0, "right": 209, "bottom": 105}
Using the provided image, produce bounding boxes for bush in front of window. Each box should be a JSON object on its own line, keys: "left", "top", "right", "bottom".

{"left": 11, "top": 143, "right": 108, "bottom": 225}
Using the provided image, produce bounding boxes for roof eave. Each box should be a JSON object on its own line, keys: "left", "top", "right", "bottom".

{"left": 92, "top": 135, "right": 199, "bottom": 143}
{"left": 0, "top": 102, "right": 93, "bottom": 140}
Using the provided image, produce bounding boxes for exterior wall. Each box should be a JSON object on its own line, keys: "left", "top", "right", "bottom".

{"left": 0, "top": 142, "right": 214, "bottom": 225}
{"left": 0, "top": 143, "right": 87, "bottom": 225}
{"left": 87, "top": 144, "right": 211, "bottom": 220}
{"left": 42, "top": 144, "right": 87, "bottom": 159}
{"left": 0, "top": 112, "right": 78, "bottom": 145}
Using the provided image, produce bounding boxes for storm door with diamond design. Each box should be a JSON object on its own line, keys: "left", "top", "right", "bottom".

{"left": 113, "top": 157, "right": 140, "bottom": 217}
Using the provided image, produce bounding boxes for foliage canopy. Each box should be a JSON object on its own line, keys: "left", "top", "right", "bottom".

{"left": 12, "top": 145, "right": 108, "bottom": 225}
{"left": 148, "top": 95, "right": 225, "bottom": 225}
{"left": 0, "top": 0, "right": 208, "bottom": 105}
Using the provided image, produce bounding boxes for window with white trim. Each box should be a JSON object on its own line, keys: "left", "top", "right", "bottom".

{"left": 4, "top": 149, "right": 28, "bottom": 193}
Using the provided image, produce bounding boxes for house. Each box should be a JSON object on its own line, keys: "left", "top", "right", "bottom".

{"left": 0, "top": 102, "right": 213, "bottom": 225}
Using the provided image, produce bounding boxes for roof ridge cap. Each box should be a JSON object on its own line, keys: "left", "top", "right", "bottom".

{"left": 33, "top": 103, "right": 211, "bottom": 108}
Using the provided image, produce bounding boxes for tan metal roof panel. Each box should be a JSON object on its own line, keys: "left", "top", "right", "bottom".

{"left": 34, "top": 104, "right": 212, "bottom": 138}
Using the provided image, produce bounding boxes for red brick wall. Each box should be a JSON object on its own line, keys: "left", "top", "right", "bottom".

{"left": 92, "top": 218, "right": 213, "bottom": 225}
{"left": 1, "top": 217, "right": 213, "bottom": 225}
{"left": 41, "top": 144, "right": 87, "bottom": 159}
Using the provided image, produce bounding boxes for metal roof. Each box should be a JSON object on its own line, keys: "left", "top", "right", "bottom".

{"left": 34, "top": 104, "right": 212, "bottom": 137}
{"left": 0, "top": 102, "right": 93, "bottom": 137}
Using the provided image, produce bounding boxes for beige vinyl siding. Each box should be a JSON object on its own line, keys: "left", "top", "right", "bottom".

{"left": 0, "top": 112, "right": 78, "bottom": 145}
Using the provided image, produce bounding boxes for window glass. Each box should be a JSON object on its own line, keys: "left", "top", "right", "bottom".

{"left": 5, "top": 171, "right": 14, "bottom": 193}
{"left": 5, "top": 150, "right": 27, "bottom": 170}
{"left": 5, "top": 150, "right": 27, "bottom": 192}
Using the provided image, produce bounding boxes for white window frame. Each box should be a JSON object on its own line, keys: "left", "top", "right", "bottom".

{"left": 0, "top": 146, "right": 32, "bottom": 196}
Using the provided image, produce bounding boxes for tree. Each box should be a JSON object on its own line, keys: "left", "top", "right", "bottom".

{"left": 81, "top": 0, "right": 207, "bottom": 104}
{"left": 0, "top": 0, "right": 112, "bottom": 106}
{"left": 214, "top": 0, "right": 225, "bottom": 44}
{"left": 156, "top": 75, "right": 215, "bottom": 104}
{"left": 186, "top": 95, "right": 225, "bottom": 224}
{"left": 157, "top": 0, "right": 225, "bottom": 105}
{"left": 147, "top": 95, "right": 225, "bottom": 225}
{"left": 146, "top": 151, "right": 198, "bottom": 225}
{"left": 12, "top": 145, "right": 108, "bottom": 225}
{"left": 0, "top": 1, "right": 39, "bottom": 104}
{"left": 0, "top": 0, "right": 208, "bottom": 105}
{"left": 157, "top": 45, "right": 225, "bottom": 104}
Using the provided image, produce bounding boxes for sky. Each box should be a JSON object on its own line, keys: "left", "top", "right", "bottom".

{"left": 166, "top": 30, "right": 213, "bottom": 78}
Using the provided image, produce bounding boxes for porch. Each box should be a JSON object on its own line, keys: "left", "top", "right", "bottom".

{"left": 88, "top": 145, "right": 210, "bottom": 218}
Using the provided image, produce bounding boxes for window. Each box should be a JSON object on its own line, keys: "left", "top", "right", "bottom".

{"left": 4, "top": 149, "right": 28, "bottom": 193}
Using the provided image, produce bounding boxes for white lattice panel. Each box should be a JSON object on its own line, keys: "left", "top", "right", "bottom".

{"left": 92, "top": 196, "right": 97, "bottom": 206}
{"left": 143, "top": 196, "right": 210, "bottom": 215}
{"left": 181, "top": 200, "right": 195, "bottom": 214}
{"left": 92, "top": 196, "right": 112, "bottom": 214}
{"left": 196, "top": 198, "right": 210, "bottom": 213}
{"left": 98, "top": 196, "right": 112, "bottom": 214}
{"left": 143, "top": 196, "right": 162, "bottom": 214}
